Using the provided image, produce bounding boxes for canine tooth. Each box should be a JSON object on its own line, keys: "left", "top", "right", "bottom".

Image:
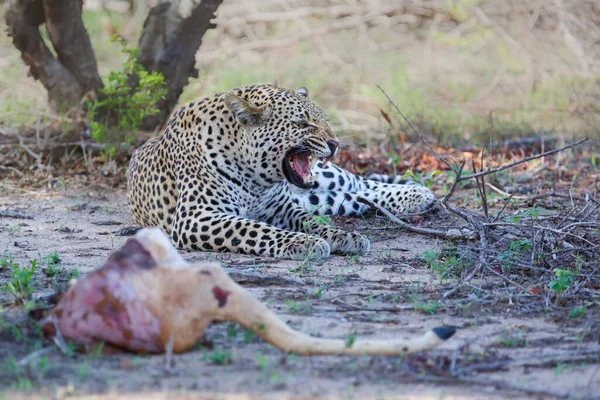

{"left": 303, "top": 175, "right": 310, "bottom": 184}
{"left": 322, "top": 158, "right": 329, "bottom": 167}
{"left": 309, "top": 156, "right": 318, "bottom": 170}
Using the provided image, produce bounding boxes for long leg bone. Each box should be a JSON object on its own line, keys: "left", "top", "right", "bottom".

{"left": 41, "top": 228, "right": 455, "bottom": 355}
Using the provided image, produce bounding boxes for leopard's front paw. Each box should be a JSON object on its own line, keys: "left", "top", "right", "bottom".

{"left": 329, "top": 231, "right": 370, "bottom": 256}
{"left": 283, "top": 235, "right": 331, "bottom": 260}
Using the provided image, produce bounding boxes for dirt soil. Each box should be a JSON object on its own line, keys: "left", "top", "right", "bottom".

{"left": 0, "top": 183, "right": 599, "bottom": 400}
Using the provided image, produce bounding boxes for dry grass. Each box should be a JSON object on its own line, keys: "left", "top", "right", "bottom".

{"left": 189, "top": 0, "right": 600, "bottom": 143}
{"left": 1, "top": 0, "right": 599, "bottom": 148}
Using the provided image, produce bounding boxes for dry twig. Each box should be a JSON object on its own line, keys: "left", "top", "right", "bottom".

{"left": 357, "top": 196, "right": 476, "bottom": 240}
{"left": 458, "top": 138, "right": 588, "bottom": 182}
{"left": 376, "top": 84, "right": 457, "bottom": 171}
{"left": 377, "top": 86, "right": 594, "bottom": 301}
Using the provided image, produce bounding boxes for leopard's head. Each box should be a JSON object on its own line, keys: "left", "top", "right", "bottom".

{"left": 224, "top": 85, "right": 338, "bottom": 189}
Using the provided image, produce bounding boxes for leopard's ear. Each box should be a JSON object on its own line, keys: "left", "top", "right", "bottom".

{"left": 296, "top": 87, "right": 309, "bottom": 99}
{"left": 224, "top": 94, "right": 271, "bottom": 126}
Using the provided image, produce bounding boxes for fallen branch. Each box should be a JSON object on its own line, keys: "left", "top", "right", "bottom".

{"left": 377, "top": 84, "right": 587, "bottom": 189}
{"left": 485, "top": 183, "right": 528, "bottom": 200}
{"left": 450, "top": 330, "right": 505, "bottom": 375}
{"left": 492, "top": 191, "right": 517, "bottom": 222}
{"left": 226, "top": 270, "right": 305, "bottom": 286}
{"left": 442, "top": 262, "right": 482, "bottom": 299}
{"left": 356, "top": 196, "right": 476, "bottom": 240}
{"left": 18, "top": 346, "right": 55, "bottom": 367}
{"left": 440, "top": 203, "right": 489, "bottom": 298}
{"left": 458, "top": 138, "right": 588, "bottom": 182}
{"left": 0, "top": 125, "right": 42, "bottom": 161}
{"left": 0, "top": 165, "right": 24, "bottom": 177}
{"left": 472, "top": 156, "right": 489, "bottom": 218}
{"left": 440, "top": 161, "right": 466, "bottom": 205}
{"left": 331, "top": 298, "right": 417, "bottom": 313}
{"left": 403, "top": 364, "right": 598, "bottom": 400}
{"left": 454, "top": 349, "right": 600, "bottom": 376}
{"left": 215, "top": 4, "right": 457, "bottom": 25}
{"left": 0, "top": 210, "right": 34, "bottom": 219}
{"left": 377, "top": 87, "right": 594, "bottom": 301}
{"left": 484, "top": 265, "right": 526, "bottom": 291}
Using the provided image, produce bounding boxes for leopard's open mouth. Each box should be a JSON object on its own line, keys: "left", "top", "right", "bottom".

{"left": 282, "top": 146, "right": 333, "bottom": 189}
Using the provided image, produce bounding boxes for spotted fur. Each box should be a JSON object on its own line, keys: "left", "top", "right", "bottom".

{"left": 127, "top": 85, "right": 434, "bottom": 259}
{"left": 291, "top": 162, "right": 434, "bottom": 216}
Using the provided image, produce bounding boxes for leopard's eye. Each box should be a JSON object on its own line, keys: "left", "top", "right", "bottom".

{"left": 293, "top": 120, "right": 308, "bottom": 129}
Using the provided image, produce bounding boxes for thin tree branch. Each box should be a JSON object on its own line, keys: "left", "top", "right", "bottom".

{"left": 441, "top": 161, "right": 466, "bottom": 205}
{"left": 357, "top": 196, "right": 476, "bottom": 240}
{"left": 458, "top": 138, "right": 588, "bottom": 181}
{"left": 376, "top": 84, "right": 457, "bottom": 171}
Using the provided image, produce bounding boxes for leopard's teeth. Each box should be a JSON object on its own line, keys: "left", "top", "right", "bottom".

{"left": 309, "top": 156, "right": 318, "bottom": 170}
{"left": 321, "top": 158, "right": 329, "bottom": 168}
{"left": 303, "top": 175, "right": 310, "bottom": 184}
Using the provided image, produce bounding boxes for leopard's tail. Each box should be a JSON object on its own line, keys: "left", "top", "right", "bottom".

{"left": 366, "top": 173, "right": 415, "bottom": 185}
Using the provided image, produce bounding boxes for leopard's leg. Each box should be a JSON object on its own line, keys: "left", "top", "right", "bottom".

{"left": 292, "top": 162, "right": 435, "bottom": 216}
{"left": 257, "top": 183, "right": 370, "bottom": 255}
{"left": 172, "top": 195, "right": 330, "bottom": 260}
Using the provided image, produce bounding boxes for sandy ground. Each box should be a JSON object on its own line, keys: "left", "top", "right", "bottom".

{"left": 0, "top": 186, "right": 599, "bottom": 399}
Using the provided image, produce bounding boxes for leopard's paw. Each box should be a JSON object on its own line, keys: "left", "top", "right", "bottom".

{"left": 330, "top": 231, "right": 370, "bottom": 256}
{"left": 283, "top": 235, "right": 331, "bottom": 260}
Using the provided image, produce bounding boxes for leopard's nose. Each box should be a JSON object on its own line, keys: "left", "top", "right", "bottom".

{"left": 326, "top": 140, "right": 339, "bottom": 158}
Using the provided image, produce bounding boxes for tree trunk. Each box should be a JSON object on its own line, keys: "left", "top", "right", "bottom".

{"left": 44, "top": 0, "right": 104, "bottom": 94}
{"left": 136, "top": 0, "right": 224, "bottom": 130}
{"left": 4, "top": 0, "right": 103, "bottom": 113}
{"left": 5, "top": 0, "right": 223, "bottom": 129}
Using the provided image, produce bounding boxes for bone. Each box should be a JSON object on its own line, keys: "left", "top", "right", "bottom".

{"left": 40, "top": 228, "right": 455, "bottom": 355}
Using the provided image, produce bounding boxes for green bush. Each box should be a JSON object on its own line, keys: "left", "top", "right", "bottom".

{"left": 87, "top": 35, "right": 167, "bottom": 158}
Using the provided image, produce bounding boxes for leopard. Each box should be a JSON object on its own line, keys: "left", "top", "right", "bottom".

{"left": 127, "top": 84, "right": 435, "bottom": 260}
